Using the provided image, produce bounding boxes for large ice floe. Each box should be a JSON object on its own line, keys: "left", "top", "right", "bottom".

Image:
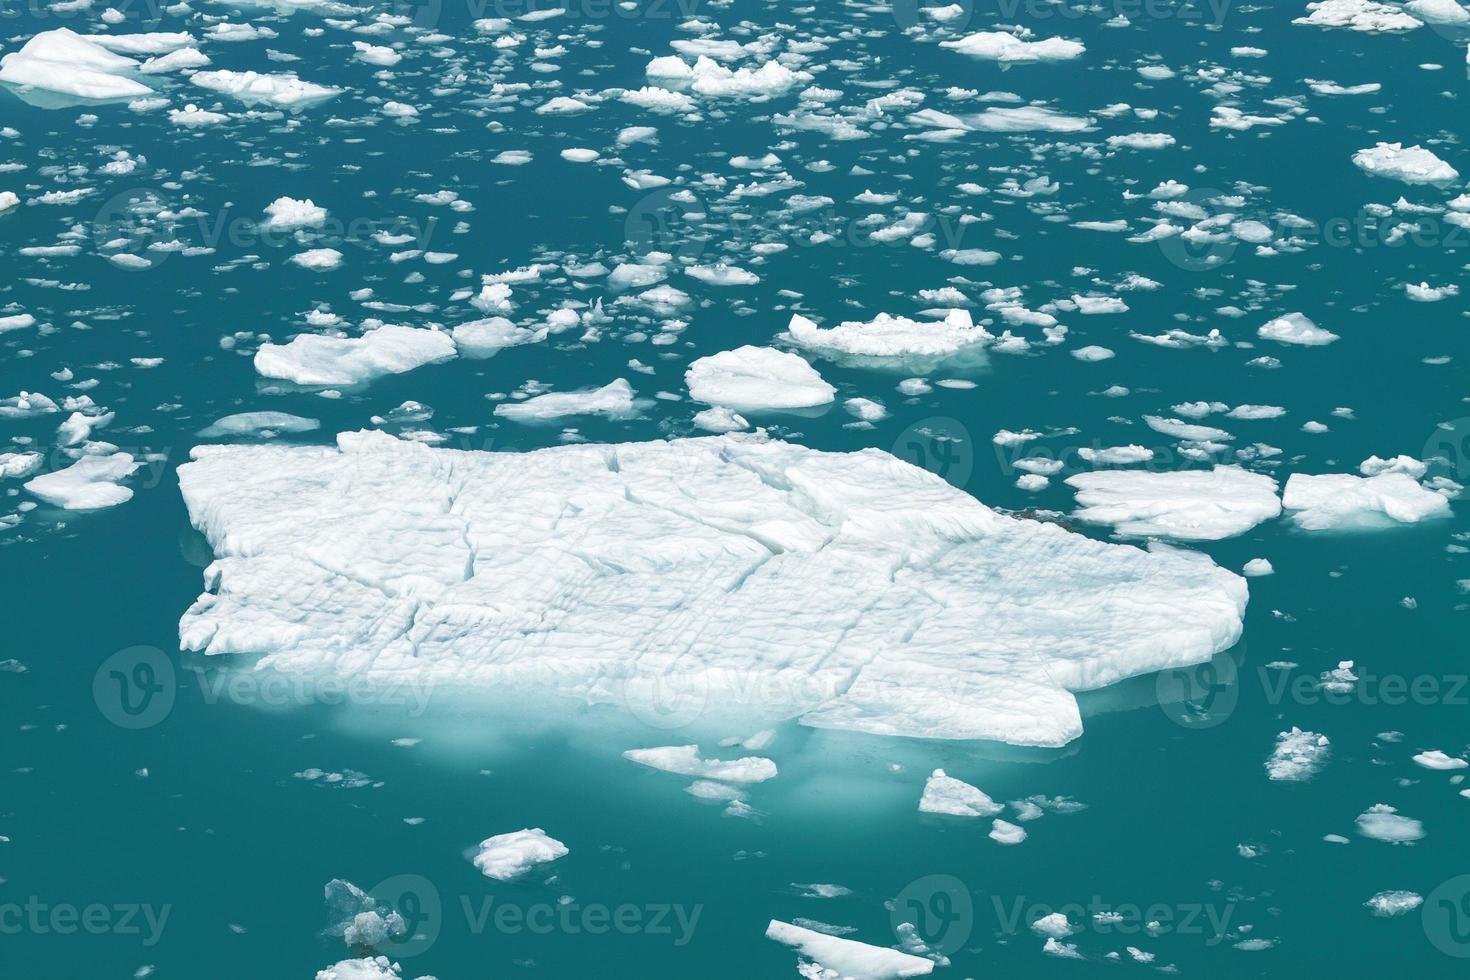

{"left": 783, "top": 309, "right": 992, "bottom": 367}
{"left": 1065, "top": 466, "right": 1283, "bottom": 541}
{"left": 0, "top": 29, "right": 156, "bottom": 101}
{"left": 176, "top": 432, "right": 1248, "bottom": 747}
{"left": 765, "top": 920, "right": 935, "bottom": 978}
{"left": 1282, "top": 472, "right": 1450, "bottom": 529}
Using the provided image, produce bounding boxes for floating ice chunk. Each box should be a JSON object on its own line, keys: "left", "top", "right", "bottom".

{"left": 1365, "top": 891, "right": 1424, "bottom": 916}
{"left": 656, "top": 55, "right": 810, "bottom": 97}
{"left": 1406, "top": 0, "right": 1470, "bottom": 20}
{"left": 765, "top": 920, "right": 934, "bottom": 979}
{"left": 192, "top": 69, "right": 342, "bottom": 108}
{"left": 1031, "top": 912, "right": 1074, "bottom": 938}
{"left": 1352, "top": 142, "right": 1458, "bottom": 184}
{"left": 687, "top": 263, "right": 760, "bottom": 286}
{"left": 1267, "top": 727, "right": 1330, "bottom": 781}
{"left": 1355, "top": 804, "right": 1424, "bottom": 843}
{"left": 0, "top": 191, "right": 17, "bottom": 213}
{"left": 1242, "top": 558, "right": 1274, "bottom": 576}
{"left": 990, "top": 819, "right": 1027, "bottom": 844}
{"left": 254, "top": 326, "right": 457, "bottom": 386}
{"left": 919, "top": 769, "right": 1002, "bottom": 817}
{"left": 451, "top": 317, "right": 545, "bottom": 356}
{"left": 324, "top": 879, "right": 405, "bottom": 949}
{"left": 1066, "top": 466, "right": 1282, "bottom": 541}
{"left": 0, "top": 452, "right": 43, "bottom": 480}
{"left": 315, "top": 957, "right": 407, "bottom": 980}
{"left": 85, "top": 31, "right": 195, "bottom": 55}
{"left": 262, "top": 197, "right": 327, "bottom": 230}
{"left": 0, "top": 313, "right": 35, "bottom": 333}
{"left": 175, "top": 432, "right": 1248, "bottom": 747}
{"left": 1072, "top": 345, "right": 1114, "bottom": 362}
{"left": 0, "top": 28, "right": 152, "bottom": 100}
{"left": 1412, "top": 749, "right": 1468, "bottom": 770}
{"left": 939, "top": 31, "right": 1084, "bottom": 63}
{"left": 1282, "top": 472, "right": 1450, "bottom": 530}
{"left": 1361, "top": 455, "right": 1428, "bottom": 478}
{"left": 784, "top": 309, "right": 991, "bottom": 360}
{"left": 1294, "top": 0, "right": 1423, "bottom": 31}
{"left": 691, "top": 406, "right": 748, "bottom": 433}
{"left": 685, "top": 346, "right": 835, "bottom": 411}
{"left": 352, "top": 41, "right": 401, "bottom": 66}
{"left": 621, "top": 86, "right": 696, "bottom": 113}
{"left": 170, "top": 104, "right": 228, "bottom": 127}
{"left": 1257, "top": 312, "right": 1339, "bottom": 346}
{"left": 25, "top": 452, "right": 138, "bottom": 509}
{"left": 197, "top": 412, "right": 320, "bottom": 438}
{"left": 623, "top": 745, "right": 777, "bottom": 783}
{"left": 1077, "top": 445, "right": 1151, "bottom": 465}
{"left": 289, "top": 248, "right": 343, "bottom": 270}
{"left": 494, "top": 378, "right": 637, "bottom": 422}
{"left": 473, "top": 828, "right": 568, "bottom": 880}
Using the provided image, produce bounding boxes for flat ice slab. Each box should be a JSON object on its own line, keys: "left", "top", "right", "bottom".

{"left": 177, "top": 431, "right": 1247, "bottom": 747}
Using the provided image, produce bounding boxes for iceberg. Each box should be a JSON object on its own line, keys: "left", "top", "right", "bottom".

{"left": 1066, "top": 466, "right": 1282, "bottom": 541}
{"left": 472, "top": 828, "right": 568, "bottom": 880}
{"left": 765, "top": 920, "right": 934, "bottom": 979}
{"left": 494, "top": 379, "right": 637, "bottom": 422}
{"left": 0, "top": 29, "right": 153, "bottom": 101}
{"left": 191, "top": 69, "right": 342, "bottom": 109}
{"left": 939, "top": 31, "right": 1084, "bottom": 63}
{"left": 1352, "top": 142, "right": 1459, "bottom": 185}
{"left": 623, "top": 745, "right": 777, "bottom": 783}
{"left": 254, "top": 326, "right": 457, "bottom": 386}
{"left": 918, "top": 769, "right": 1002, "bottom": 817}
{"left": 784, "top": 309, "right": 991, "bottom": 363}
{"left": 685, "top": 346, "right": 835, "bottom": 411}
{"left": 1282, "top": 472, "right": 1451, "bottom": 529}
{"left": 176, "top": 432, "right": 1248, "bottom": 747}
{"left": 25, "top": 452, "right": 139, "bottom": 509}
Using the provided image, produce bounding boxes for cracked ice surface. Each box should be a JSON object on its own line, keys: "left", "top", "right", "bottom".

{"left": 176, "top": 430, "right": 1247, "bottom": 747}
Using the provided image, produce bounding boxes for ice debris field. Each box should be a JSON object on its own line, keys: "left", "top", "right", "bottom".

{"left": 3, "top": 0, "right": 1470, "bottom": 976}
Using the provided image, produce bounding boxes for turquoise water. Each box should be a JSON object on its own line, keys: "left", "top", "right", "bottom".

{"left": 3, "top": 0, "right": 1470, "bottom": 976}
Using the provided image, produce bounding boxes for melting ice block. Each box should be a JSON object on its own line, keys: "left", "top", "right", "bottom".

{"left": 176, "top": 432, "right": 1248, "bottom": 747}
{"left": 1282, "top": 472, "right": 1450, "bottom": 529}
{"left": 1065, "top": 466, "right": 1282, "bottom": 541}
{"left": 765, "top": 920, "right": 935, "bottom": 979}
{"left": 0, "top": 29, "right": 153, "bottom": 100}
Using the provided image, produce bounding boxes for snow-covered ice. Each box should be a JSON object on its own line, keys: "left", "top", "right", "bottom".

{"left": 685, "top": 346, "right": 836, "bottom": 412}
{"left": 1282, "top": 472, "right": 1450, "bottom": 530}
{"left": 1065, "top": 466, "right": 1282, "bottom": 541}
{"left": 765, "top": 920, "right": 934, "bottom": 979}
{"left": 919, "top": 769, "right": 1002, "bottom": 817}
{"left": 472, "top": 828, "right": 568, "bottom": 880}
{"left": 254, "top": 326, "right": 456, "bottom": 386}
{"left": 176, "top": 432, "right": 1249, "bottom": 747}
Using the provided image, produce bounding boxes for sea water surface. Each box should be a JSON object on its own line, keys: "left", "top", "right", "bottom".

{"left": 2, "top": 0, "right": 1469, "bottom": 976}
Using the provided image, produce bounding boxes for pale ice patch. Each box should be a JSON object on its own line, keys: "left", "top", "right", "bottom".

{"left": 919, "top": 769, "right": 1002, "bottom": 817}
{"left": 1282, "top": 472, "right": 1451, "bottom": 529}
{"left": 990, "top": 819, "right": 1027, "bottom": 844}
{"left": 25, "top": 452, "right": 138, "bottom": 509}
{"left": 175, "top": 432, "right": 1249, "bottom": 747}
{"left": 1257, "top": 312, "right": 1339, "bottom": 346}
{"left": 784, "top": 309, "right": 991, "bottom": 361}
{"left": 1365, "top": 891, "right": 1423, "bottom": 916}
{"left": 685, "top": 346, "right": 835, "bottom": 411}
{"left": 1411, "top": 749, "right": 1467, "bottom": 770}
{"left": 623, "top": 744, "right": 777, "bottom": 783}
{"left": 1066, "top": 466, "right": 1282, "bottom": 541}
{"left": 197, "top": 412, "right": 320, "bottom": 438}
{"left": 1266, "top": 727, "right": 1330, "bottom": 781}
{"left": 472, "top": 828, "right": 568, "bottom": 880}
{"left": 191, "top": 69, "right": 342, "bottom": 108}
{"left": 0, "top": 28, "right": 152, "bottom": 100}
{"left": 262, "top": 197, "right": 327, "bottom": 230}
{"left": 494, "top": 379, "right": 637, "bottom": 422}
{"left": 1294, "top": 0, "right": 1423, "bottom": 31}
{"left": 1355, "top": 804, "right": 1423, "bottom": 843}
{"left": 254, "top": 325, "right": 457, "bottom": 386}
{"left": 938, "top": 32, "right": 1084, "bottom": 64}
{"left": 765, "top": 920, "right": 934, "bottom": 979}
{"left": 1352, "top": 142, "right": 1458, "bottom": 184}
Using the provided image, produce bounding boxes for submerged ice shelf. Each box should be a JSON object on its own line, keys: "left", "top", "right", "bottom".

{"left": 176, "top": 431, "right": 1247, "bottom": 747}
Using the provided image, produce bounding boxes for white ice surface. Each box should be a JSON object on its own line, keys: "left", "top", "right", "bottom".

{"left": 1282, "top": 472, "right": 1450, "bottom": 530}
{"left": 494, "top": 378, "right": 636, "bottom": 422}
{"left": 1066, "top": 466, "right": 1282, "bottom": 541}
{"left": 765, "top": 920, "right": 935, "bottom": 979}
{"left": 25, "top": 452, "right": 138, "bottom": 509}
{"left": 685, "top": 346, "right": 836, "bottom": 412}
{"left": 176, "top": 432, "right": 1248, "bottom": 747}
{"left": 784, "top": 309, "right": 991, "bottom": 360}
{"left": 0, "top": 29, "right": 153, "bottom": 100}
{"left": 254, "top": 326, "right": 457, "bottom": 386}
{"left": 472, "top": 828, "right": 568, "bottom": 880}
{"left": 918, "top": 769, "right": 1002, "bottom": 817}
{"left": 623, "top": 744, "right": 777, "bottom": 783}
